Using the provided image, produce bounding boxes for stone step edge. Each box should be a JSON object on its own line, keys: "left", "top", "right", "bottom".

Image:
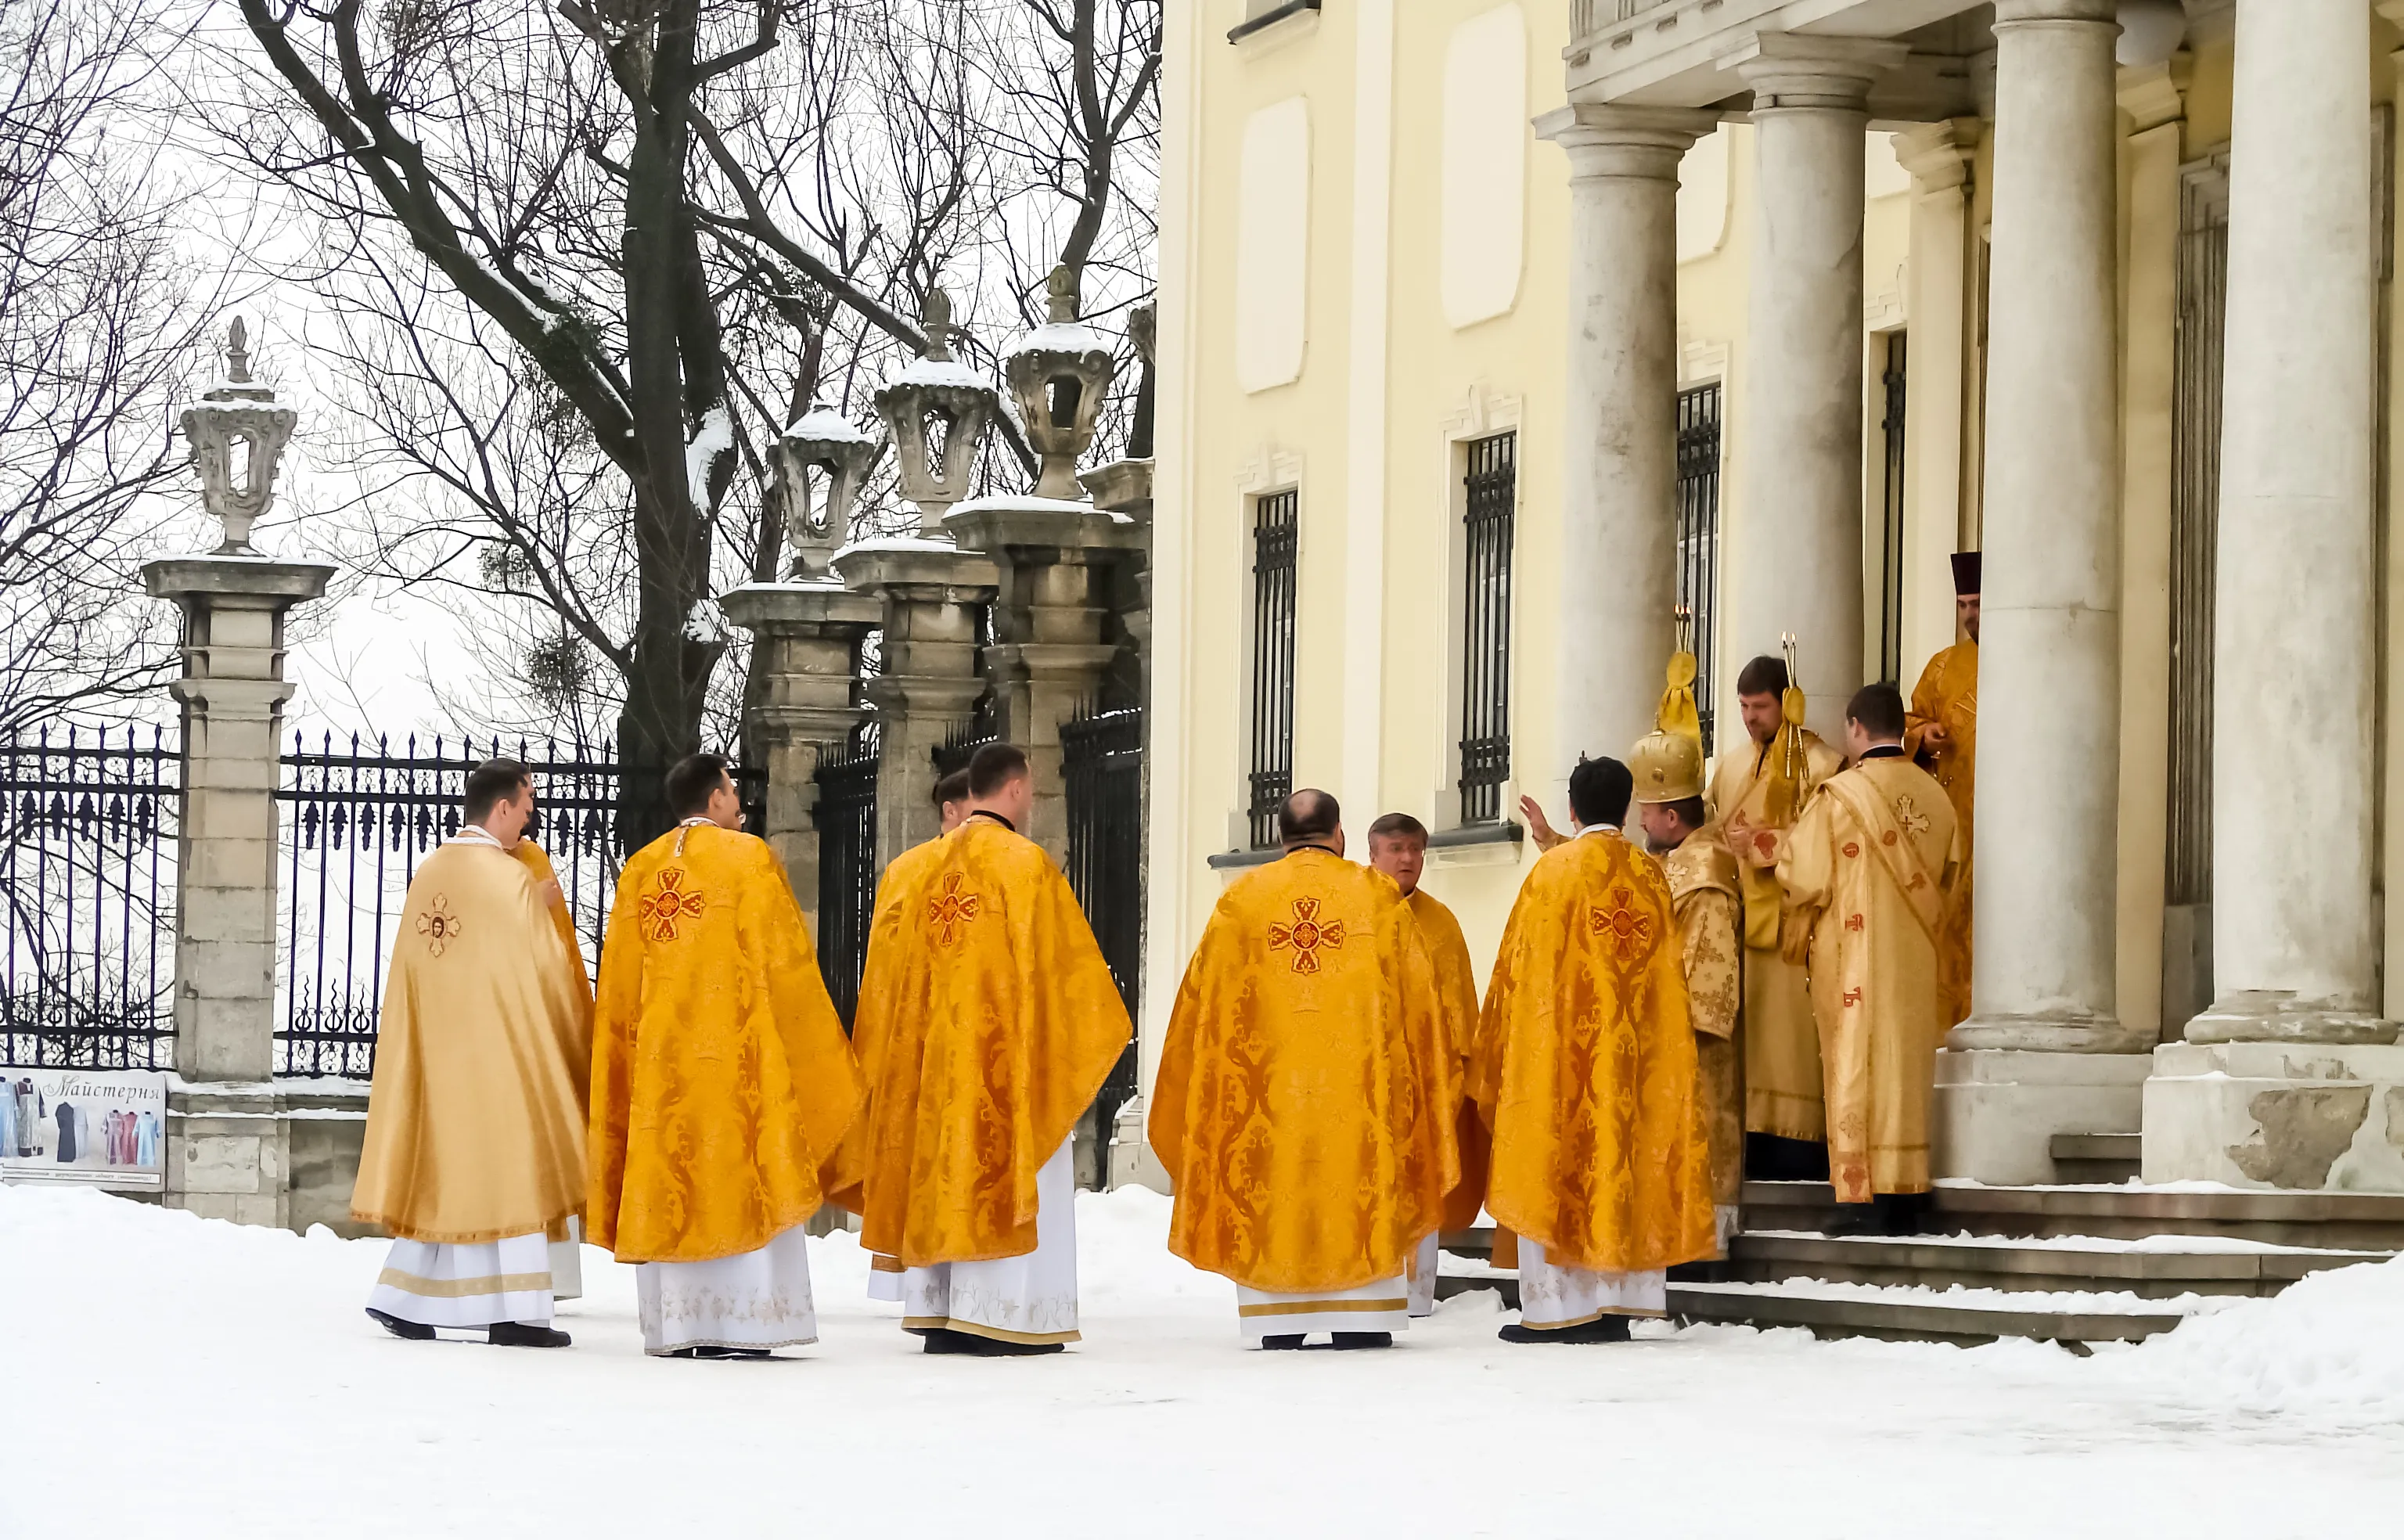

{"left": 1733, "top": 1231, "right": 2389, "bottom": 1283}
{"left": 1741, "top": 1181, "right": 2404, "bottom": 1220}
{"left": 2050, "top": 1132, "right": 2141, "bottom": 1159}
{"left": 1666, "top": 1281, "right": 2189, "bottom": 1344}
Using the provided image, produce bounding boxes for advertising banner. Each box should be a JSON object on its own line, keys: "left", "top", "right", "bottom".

{"left": 1, "top": 1067, "right": 167, "bottom": 1191}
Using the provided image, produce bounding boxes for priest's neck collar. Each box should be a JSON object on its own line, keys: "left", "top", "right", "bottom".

{"left": 1859, "top": 743, "right": 1906, "bottom": 760}
{"left": 1283, "top": 841, "right": 1340, "bottom": 858}
{"left": 968, "top": 809, "right": 1017, "bottom": 833}
{"left": 1574, "top": 823, "right": 1621, "bottom": 840}
{"left": 672, "top": 815, "right": 716, "bottom": 856}
{"left": 452, "top": 824, "right": 506, "bottom": 849}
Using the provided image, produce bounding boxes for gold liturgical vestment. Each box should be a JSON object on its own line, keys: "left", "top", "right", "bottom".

{"left": 1151, "top": 850, "right": 1458, "bottom": 1294}
{"left": 1707, "top": 731, "right": 1844, "bottom": 1141}
{"left": 354, "top": 839, "right": 593, "bottom": 1243}
{"left": 1778, "top": 755, "right": 1960, "bottom": 1204}
{"left": 1409, "top": 887, "right": 1490, "bottom": 1233}
{"left": 1664, "top": 832, "right": 1744, "bottom": 1209}
{"left": 1906, "top": 639, "right": 1978, "bottom": 1026}
{"left": 1473, "top": 833, "right": 1716, "bottom": 1275}
{"left": 832, "top": 817, "right": 1131, "bottom": 1266}
{"left": 588, "top": 824, "right": 863, "bottom": 1263}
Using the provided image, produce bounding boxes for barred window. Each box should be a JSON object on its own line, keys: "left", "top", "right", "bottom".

{"left": 1458, "top": 433, "right": 1517, "bottom": 824}
{"left": 1675, "top": 384, "right": 1725, "bottom": 757}
{"left": 1247, "top": 490, "right": 1299, "bottom": 848}
{"left": 1877, "top": 331, "right": 1909, "bottom": 687}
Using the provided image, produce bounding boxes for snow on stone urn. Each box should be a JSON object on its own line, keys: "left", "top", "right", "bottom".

{"left": 772, "top": 402, "right": 884, "bottom": 579}
{"left": 1005, "top": 264, "right": 1117, "bottom": 502}
{"left": 873, "top": 289, "right": 1000, "bottom": 534}
{"left": 179, "top": 316, "right": 298, "bottom": 556}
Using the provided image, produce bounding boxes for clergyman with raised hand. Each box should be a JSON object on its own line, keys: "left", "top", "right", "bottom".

{"left": 354, "top": 759, "right": 594, "bottom": 1350}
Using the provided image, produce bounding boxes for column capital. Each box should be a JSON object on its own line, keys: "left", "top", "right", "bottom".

{"left": 1724, "top": 33, "right": 1909, "bottom": 112}
{"left": 719, "top": 579, "right": 883, "bottom": 637}
{"left": 1992, "top": 0, "right": 2118, "bottom": 27}
{"left": 1891, "top": 117, "right": 1981, "bottom": 193}
{"left": 1535, "top": 103, "right": 1718, "bottom": 181}
{"left": 2117, "top": 53, "right": 2193, "bottom": 135}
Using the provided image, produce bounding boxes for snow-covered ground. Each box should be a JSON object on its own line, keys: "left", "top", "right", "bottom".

{"left": 3, "top": 1183, "right": 2399, "bottom": 1539}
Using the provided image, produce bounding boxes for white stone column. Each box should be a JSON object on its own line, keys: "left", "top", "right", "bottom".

{"left": 1891, "top": 119, "right": 1980, "bottom": 672}
{"left": 1534, "top": 103, "right": 1715, "bottom": 783}
{"left": 1952, "top": 0, "right": 2139, "bottom": 1056}
{"left": 1726, "top": 34, "right": 1904, "bottom": 739}
{"left": 2187, "top": 0, "right": 2392, "bottom": 1047}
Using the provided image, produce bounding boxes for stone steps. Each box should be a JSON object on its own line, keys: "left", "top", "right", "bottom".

{"left": 1664, "top": 1279, "right": 2191, "bottom": 1349}
{"left": 1722, "top": 1229, "right": 2384, "bottom": 1298}
{"left": 2048, "top": 1131, "right": 2141, "bottom": 1185}
{"left": 1739, "top": 1179, "right": 2404, "bottom": 1251}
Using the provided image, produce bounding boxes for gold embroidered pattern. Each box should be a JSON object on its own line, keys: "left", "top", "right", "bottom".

{"left": 639, "top": 869, "right": 707, "bottom": 941}
{"left": 1588, "top": 885, "right": 1657, "bottom": 964}
{"left": 1894, "top": 794, "right": 1931, "bottom": 837}
{"left": 927, "top": 873, "right": 982, "bottom": 945}
{"left": 1265, "top": 897, "right": 1345, "bottom": 974}
{"left": 415, "top": 895, "right": 461, "bottom": 956}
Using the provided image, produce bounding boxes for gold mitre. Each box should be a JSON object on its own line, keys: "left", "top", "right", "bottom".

{"left": 1630, "top": 726, "right": 1704, "bottom": 804}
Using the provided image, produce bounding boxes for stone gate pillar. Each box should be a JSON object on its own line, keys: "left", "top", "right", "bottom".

{"left": 143, "top": 320, "right": 334, "bottom": 1228}
{"left": 722, "top": 581, "right": 879, "bottom": 914}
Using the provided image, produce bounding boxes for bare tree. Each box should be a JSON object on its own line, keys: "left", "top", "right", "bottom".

{"left": 0, "top": 1, "right": 231, "bottom": 736}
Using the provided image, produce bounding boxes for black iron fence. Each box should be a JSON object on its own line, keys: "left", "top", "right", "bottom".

{"left": 0, "top": 727, "right": 179, "bottom": 1070}
{"left": 812, "top": 723, "right": 881, "bottom": 1025}
{"left": 1063, "top": 704, "right": 1143, "bottom": 1182}
{"left": 1675, "top": 383, "right": 1726, "bottom": 757}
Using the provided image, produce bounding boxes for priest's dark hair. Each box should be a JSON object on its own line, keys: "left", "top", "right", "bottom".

{"left": 462, "top": 759, "right": 531, "bottom": 823}
{"left": 966, "top": 742, "right": 1031, "bottom": 799}
{"left": 933, "top": 768, "right": 972, "bottom": 811}
{"left": 1846, "top": 682, "right": 1908, "bottom": 742}
{"left": 1736, "top": 655, "right": 1789, "bottom": 698}
{"left": 1662, "top": 795, "right": 1710, "bottom": 831}
{"left": 1366, "top": 811, "right": 1428, "bottom": 845}
{"left": 1279, "top": 788, "right": 1341, "bottom": 845}
{"left": 1568, "top": 756, "right": 1634, "bottom": 829}
{"left": 665, "top": 752, "right": 733, "bottom": 819}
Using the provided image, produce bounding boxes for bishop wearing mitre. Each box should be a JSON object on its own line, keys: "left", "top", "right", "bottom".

{"left": 1152, "top": 790, "right": 1456, "bottom": 1350}
{"left": 354, "top": 760, "right": 593, "bottom": 1349}
{"left": 1906, "top": 552, "right": 1981, "bottom": 1027}
{"left": 1778, "top": 685, "right": 1960, "bottom": 1236}
{"left": 859, "top": 767, "right": 970, "bottom": 1305}
{"left": 1628, "top": 725, "right": 1745, "bottom": 1249}
{"left": 1708, "top": 652, "right": 1845, "bottom": 1178}
{"left": 1363, "top": 811, "right": 1486, "bottom": 1320}
{"left": 1476, "top": 757, "right": 1716, "bottom": 1343}
{"left": 589, "top": 754, "right": 864, "bottom": 1358}
{"left": 830, "top": 743, "right": 1131, "bottom": 1355}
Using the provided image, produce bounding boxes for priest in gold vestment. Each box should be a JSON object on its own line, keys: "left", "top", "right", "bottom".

{"left": 830, "top": 743, "right": 1130, "bottom": 1355}
{"left": 1779, "top": 685, "right": 1960, "bottom": 1234}
{"left": 590, "top": 754, "right": 864, "bottom": 1358}
{"left": 1630, "top": 729, "right": 1744, "bottom": 1250}
{"left": 1364, "top": 811, "right": 1485, "bottom": 1319}
{"left": 355, "top": 761, "right": 592, "bottom": 1349}
{"left": 1708, "top": 654, "right": 1844, "bottom": 1175}
{"left": 1152, "top": 790, "right": 1456, "bottom": 1350}
{"left": 1476, "top": 757, "right": 1716, "bottom": 1343}
{"left": 1906, "top": 552, "right": 1980, "bottom": 1027}
{"left": 860, "top": 768, "right": 970, "bottom": 1305}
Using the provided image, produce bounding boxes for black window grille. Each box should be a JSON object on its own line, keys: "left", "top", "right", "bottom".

{"left": 1247, "top": 490, "right": 1299, "bottom": 848}
{"left": 1459, "top": 432, "right": 1517, "bottom": 823}
{"left": 1878, "top": 330, "right": 1910, "bottom": 686}
{"left": 1675, "top": 384, "right": 1726, "bottom": 757}
{"left": 812, "top": 721, "right": 881, "bottom": 1027}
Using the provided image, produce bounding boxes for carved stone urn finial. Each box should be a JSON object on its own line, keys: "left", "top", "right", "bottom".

{"left": 181, "top": 315, "right": 297, "bottom": 556}
{"left": 1004, "top": 264, "right": 1115, "bottom": 502}
{"left": 873, "top": 286, "right": 1000, "bottom": 534}
{"left": 773, "top": 402, "right": 885, "bottom": 579}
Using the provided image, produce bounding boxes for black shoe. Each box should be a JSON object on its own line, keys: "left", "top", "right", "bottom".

{"left": 671, "top": 1345, "right": 775, "bottom": 1360}
{"left": 1258, "top": 1333, "right": 1306, "bottom": 1351}
{"left": 1880, "top": 1193, "right": 1932, "bottom": 1237}
{"left": 1821, "top": 1204, "right": 1884, "bottom": 1238}
{"left": 366, "top": 1308, "right": 434, "bottom": 1342}
{"left": 954, "top": 1333, "right": 1066, "bottom": 1357}
{"left": 1330, "top": 1331, "right": 1393, "bottom": 1350}
{"left": 921, "top": 1328, "right": 977, "bottom": 1355}
{"left": 1499, "top": 1316, "right": 1632, "bottom": 1344}
{"left": 487, "top": 1321, "right": 571, "bottom": 1348}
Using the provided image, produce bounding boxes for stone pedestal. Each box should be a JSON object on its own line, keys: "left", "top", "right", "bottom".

{"left": 144, "top": 554, "right": 333, "bottom": 1226}
{"left": 945, "top": 497, "right": 1146, "bottom": 863}
{"left": 830, "top": 541, "right": 1000, "bottom": 871}
{"left": 722, "top": 581, "right": 880, "bottom": 913}
{"left": 1934, "top": 1048, "right": 2152, "bottom": 1186}
{"left": 2143, "top": 1041, "right": 2404, "bottom": 1193}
